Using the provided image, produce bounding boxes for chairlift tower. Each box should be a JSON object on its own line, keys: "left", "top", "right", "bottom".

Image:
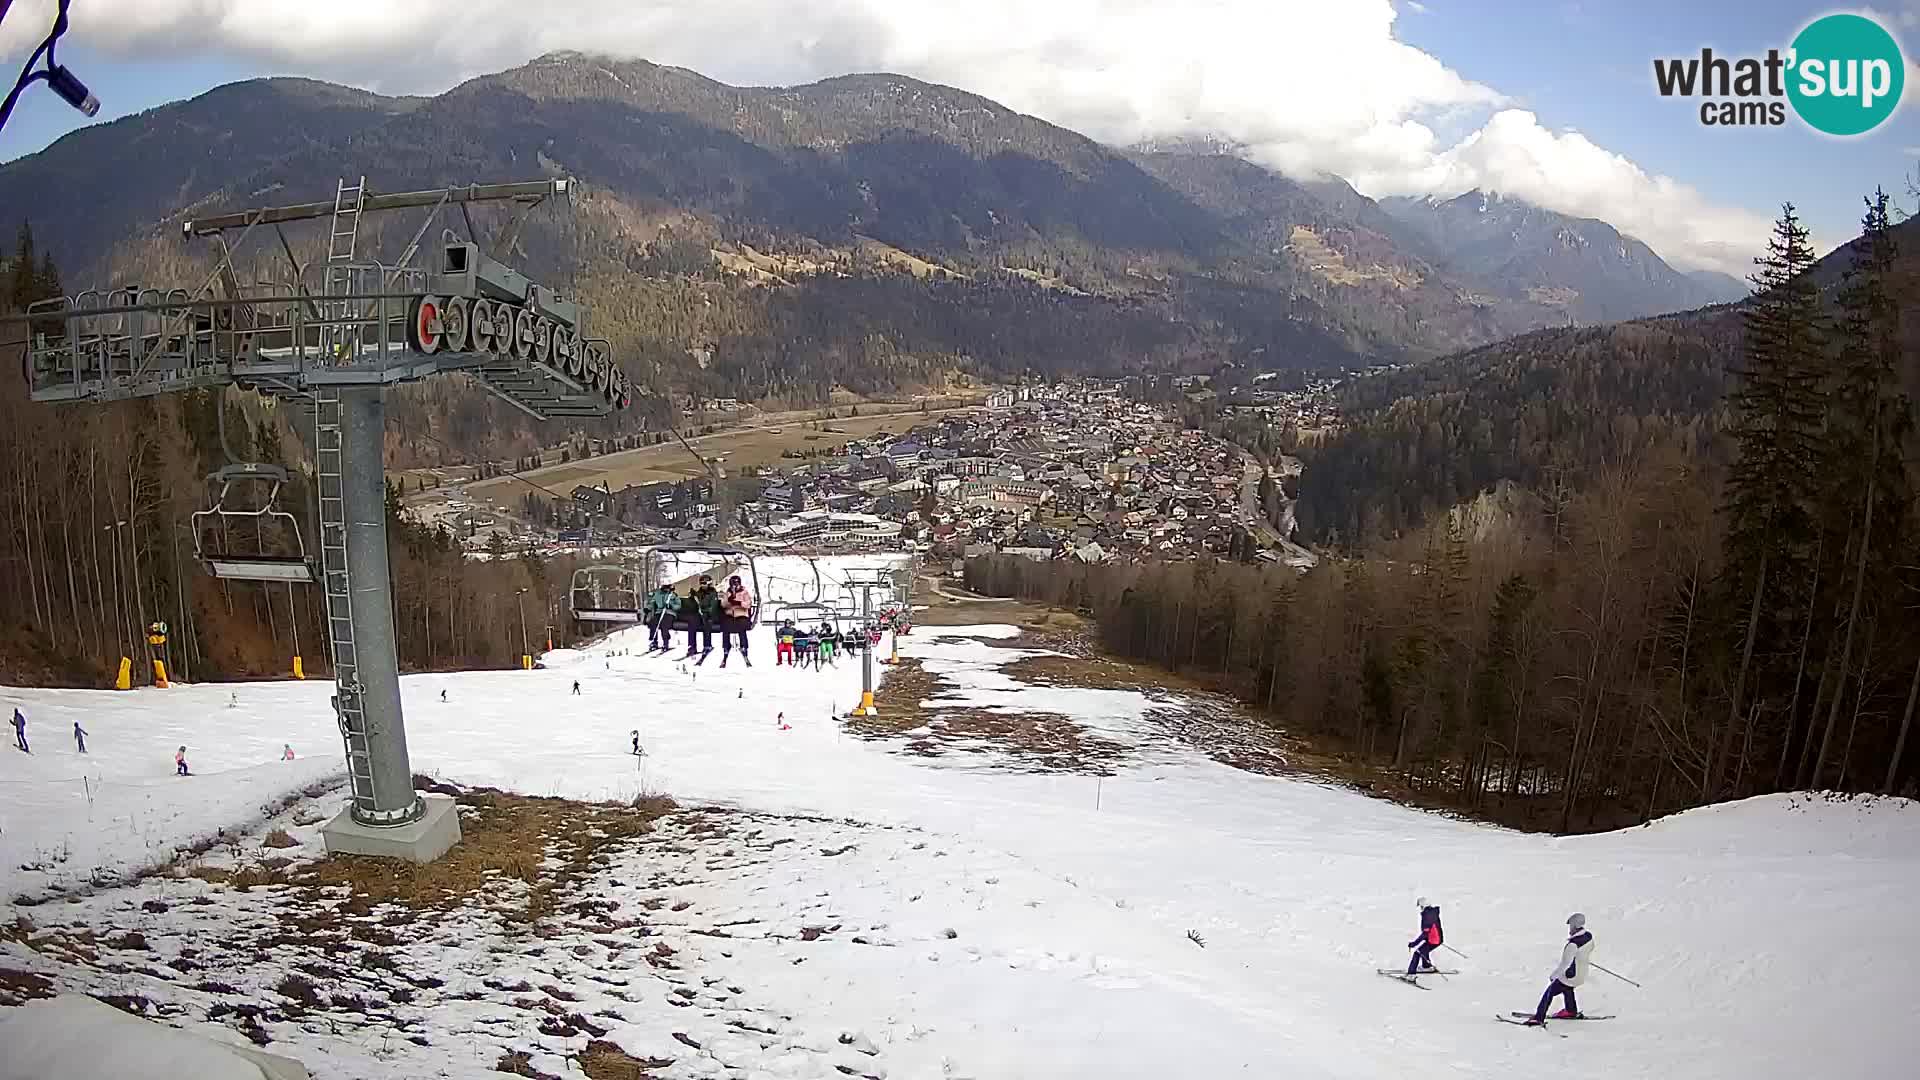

{"left": 840, "top": 566, "right": 898, "bottom": 716}
{"left": 6, "top": 176, "right": 633, "bottom": 863}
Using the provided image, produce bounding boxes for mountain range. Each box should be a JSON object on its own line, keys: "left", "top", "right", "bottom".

{"left": 1295, "top": 213, "right": 1919, "bottom": 543}
{"left": 1, "top": 52, "right": 1751, "bottom": 406}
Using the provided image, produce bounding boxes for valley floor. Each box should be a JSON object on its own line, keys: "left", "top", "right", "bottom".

{"left": 0, "top": 557, "right": 1912, "bottom": 1078}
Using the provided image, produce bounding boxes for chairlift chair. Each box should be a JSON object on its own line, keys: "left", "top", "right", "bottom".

{"left": 766, "top": 601, "right": 837, "bottom": 632}
{"left": 647, "top": 543, "right": 762, "bottom": 628}
{"left": 569, "top": 565, "right": 645, "bottom": 623}
{"left": 190, "top": 464, "right": 317, "bottom": 582}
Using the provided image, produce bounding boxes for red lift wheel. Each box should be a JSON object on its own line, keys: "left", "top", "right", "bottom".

{"left": 409, "top": 295, "right": 444, "bottom": 354}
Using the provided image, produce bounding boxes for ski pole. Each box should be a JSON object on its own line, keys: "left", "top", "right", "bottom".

{"left": 1442, "top": 944, "right": 1471, "bottom": 960}
{"left": 1592, "top": 962, "right": 1640, "bottom": 988}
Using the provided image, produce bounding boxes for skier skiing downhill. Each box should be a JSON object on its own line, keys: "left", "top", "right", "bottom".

{"left": 1407, "top": 897, "right": 1443, "bottom": 975}
{"left": 175, "top": 746, "right": 190, "bottom": 776}
{"left": 73, "top": 722, "right": 87, "bottom": 754}
{"left": 719, "top": 575, "right": 753, "bottom": 667}
{"left": 1526, "top": 913, "right": 1596, "bottom": 1024}
{"left": 11, "top": 707, "right": 26, "bottom": 753}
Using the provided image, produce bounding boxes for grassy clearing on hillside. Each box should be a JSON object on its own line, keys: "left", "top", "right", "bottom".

{"left": 463, "top": 405, "right": 983, "bottom": 498}
{"left": 846, "top": 658, "right": 1126, "bottom": 773}
{"left": 184, "top": 787, "right": 676, "bottom": 922}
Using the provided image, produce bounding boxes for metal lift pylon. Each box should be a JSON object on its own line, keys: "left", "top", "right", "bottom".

{"left": 7, "top": 175, "right": 631, "bottom": 863}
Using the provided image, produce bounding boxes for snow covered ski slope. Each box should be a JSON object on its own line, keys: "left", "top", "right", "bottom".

{"left": 1, "top": 555, "right": 1913, "bottom": 1079}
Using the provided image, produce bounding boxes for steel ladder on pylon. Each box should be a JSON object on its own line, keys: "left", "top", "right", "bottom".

{"left": 314, "top": 391, "right": 377, "bottom": 813}
{"left": 319, "top": 176, "right": 366, "bottom": 361}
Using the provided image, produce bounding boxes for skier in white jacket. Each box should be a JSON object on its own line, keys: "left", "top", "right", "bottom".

{"left": 1525, "top": 913, "right": 1595, "bottom": 1024}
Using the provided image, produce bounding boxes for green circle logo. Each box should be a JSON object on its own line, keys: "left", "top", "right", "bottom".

{"left": 1787, "top": 13, "right": 1906, "bottom": 136}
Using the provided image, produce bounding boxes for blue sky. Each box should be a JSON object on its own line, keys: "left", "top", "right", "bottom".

{"left": 1, "top": 0, "right": 1915, "bottom": 270}
{"left": 1395, "top": 0, "right": 1919, "bottom": 257}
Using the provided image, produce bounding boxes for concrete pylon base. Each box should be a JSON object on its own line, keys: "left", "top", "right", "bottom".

{"left": 320, "top": 793, "right": 462, "bottom": 863}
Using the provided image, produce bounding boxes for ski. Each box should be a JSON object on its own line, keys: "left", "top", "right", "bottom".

{"left": 1377, "top": 972, "right": 1430, "bottom": 989}
{"left": 1375, "top": 968, "right": 1457, "bottom": 976}
{"left": 1495, "top": 1016, "right": 1566, "bottom": 1036}
{"left": 1508, "top": 1012, "right": 1614, "bottom": 1021}
{"left": 695, "top": 649, "right": 713, "bottom": 667}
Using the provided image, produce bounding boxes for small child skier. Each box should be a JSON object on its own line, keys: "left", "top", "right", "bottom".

{"left": 795, "top": 625, "right": 817, "bottom": 670}
{"left": 571, "top": 680, "right": 581, "bottom": 696}
{"left": 175, "top": 746, "right": 191, "bottom": 776}
{"left": 73, "top": 721, "right": 87, "bottom": 754}
{"left": 1407, "top": 896, "right": 1443, "bottom": 974}
{"left": 282, "top": 743, "right": 296, "bottom": 760}
{"left": 818, "top": 623, "right": 840, "bottom": 667}
{"left": 1526, "top": 913, "right": 1595, "bottom": 1024}
{"left": 440, "top": 689, "right": 448, "bottom": 703}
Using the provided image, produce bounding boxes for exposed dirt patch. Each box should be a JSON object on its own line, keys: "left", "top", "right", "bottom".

{"left": 496, "top": 1049, "right": 562, "bottom": 1079}
{"left": 849, "top": 658, "right": 1126, "bottom": 773}
{"left": 578, "top": 1039, "right": 674, "bottom": 1078}
{"left": 189, "top": 789, "right": 676, "bottom": 918}
{"left": 0, "top": 966, "right": 56, "bottom": 1004}
{"left": 1002, "top": 653, "right": 1203, "bottom": 694}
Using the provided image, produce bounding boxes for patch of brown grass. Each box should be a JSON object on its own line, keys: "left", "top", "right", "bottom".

{"left": 847, "top": 658, "right": 1125, "bottom": 773}
{"left": 1001, "top": 653, "right": 1198, "bottom": 693}
{"left": 261, "top": 829, "right": 299, "bottom": 849}
{"left": 495, "top": 1050, "right": 561, "bottom": 1079}
{"left": 0, "top": 967, "right": 56, "bottom": 1005}
{"left": 195, "top": 791, "right": 676, "bottom": 924}
{"left": 578, "top": 1040, "right": 674, "bottom": 1079}
{"left": 275, "top": 973, "right": 322, "bottom": 1007}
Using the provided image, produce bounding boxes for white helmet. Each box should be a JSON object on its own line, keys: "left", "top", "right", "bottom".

{"left": 1415, "top": 896, "right": 1429, "bottom": 909}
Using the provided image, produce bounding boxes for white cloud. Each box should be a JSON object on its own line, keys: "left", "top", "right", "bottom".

{"left": 1, "top": 0, "right": 1773, "bottom": 272}
{"left": 1405, "top": 1, "right": 1429, "bottom": 13}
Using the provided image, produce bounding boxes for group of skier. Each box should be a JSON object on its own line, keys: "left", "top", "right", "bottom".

{"left": 11, "top": 705, "right": 200, "bottom": 774}
{"left": 12, "top": 707, "right": 85, "bottom": 755}
{"left": 641, "top": 574, "right": 756, "bottom": 667}
{"left": 773, "top": 619, "right": 844, "bottom": 669}
{"left": 1395, "top": 897, "right": 1603, "bottom": 1027}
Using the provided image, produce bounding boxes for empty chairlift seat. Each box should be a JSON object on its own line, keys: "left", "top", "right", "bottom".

{"left": 570, "top": 565, "right": 645, "bottom": 623}
{"left": 191, "top": 464, "right": 317, "bottom": 582}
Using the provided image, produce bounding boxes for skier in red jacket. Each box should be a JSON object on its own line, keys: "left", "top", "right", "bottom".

{"left": 1407, "top": 896, "right": 1443, "bottom": 975}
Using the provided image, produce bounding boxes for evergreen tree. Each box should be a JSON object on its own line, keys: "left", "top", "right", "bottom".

{"left": 1806, "top": 191, "right": 1911, "bottom": 786}
{"left": 1721, "top": 204, "right": 1827, "bottom": 770}
{"left": 9, "top": 221, "right": 36, "bottom": 304}
{"left": 34, "top": 250, "right": 62, "bottom": 303}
